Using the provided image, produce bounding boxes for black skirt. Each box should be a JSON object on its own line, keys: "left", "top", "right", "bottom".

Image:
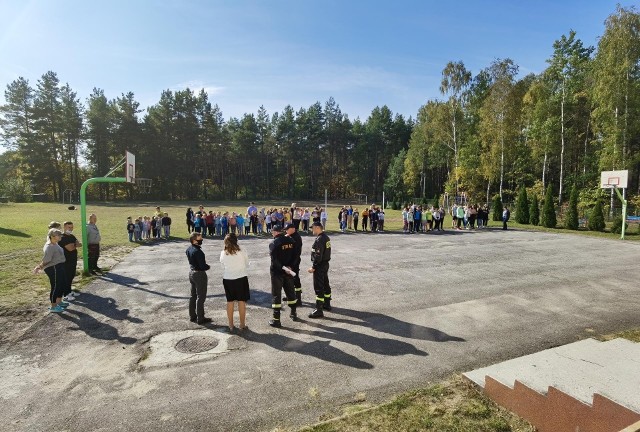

{"left": 223, "top": 276, "right": 250, "bottom": 302}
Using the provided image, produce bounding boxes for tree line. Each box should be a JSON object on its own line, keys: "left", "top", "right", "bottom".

{"left": 1, "top": 5, "right": 639, "bottom": 212}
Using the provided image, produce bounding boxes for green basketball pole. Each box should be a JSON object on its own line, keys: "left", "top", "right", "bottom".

{"left": 612, "top": 187, "right": 627, "bottom": 240}
{"left": 79, "top": 177, "right": 126, "bottom": 274}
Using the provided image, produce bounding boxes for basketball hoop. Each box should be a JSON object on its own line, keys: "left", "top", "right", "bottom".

{"left": 135, "top": 178, "right": 152, "bottom": 194}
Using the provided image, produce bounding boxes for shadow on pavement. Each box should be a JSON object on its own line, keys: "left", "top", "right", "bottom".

{"left": 284, "top": 320, "right": 428, "bottom": 357}
{"left": 242, "top": 330, "right": 373, "bottom": 369}
{"left": 102, "top": 273, "right": 225, "bottom": 300}
{"left": 58, "top": 309, "right": 137, "bottom": 345}
{"left": 73, "top": 292, "right": 144, "bottom": 324}
{"left": 329, "top": 308, "right": 466, "bottom": 343}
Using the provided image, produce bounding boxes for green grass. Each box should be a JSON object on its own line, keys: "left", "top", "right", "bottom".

{"left": 300, "top": 375, "right": 535, "bottom": 432}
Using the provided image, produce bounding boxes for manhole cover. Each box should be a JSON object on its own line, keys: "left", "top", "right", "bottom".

{"left": 174, "top": 336, "right": 219, "bottom": 353}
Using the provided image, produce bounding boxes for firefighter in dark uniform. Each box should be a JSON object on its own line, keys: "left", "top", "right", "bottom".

{"left": 308, "top": 221, "right": 332, "bottom": 318}
{"left": 268, "top": 225, "right": 298, "bottom": 327}
{"left": 185, "top": 232, "right": 212, "bottom": 324}
{"left": 284, "top": 222, "right": 303, "bottom": 307}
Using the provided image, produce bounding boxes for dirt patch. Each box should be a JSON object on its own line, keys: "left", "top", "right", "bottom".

{"left": 0, "top": 244, "right": 136, "bottom": 347}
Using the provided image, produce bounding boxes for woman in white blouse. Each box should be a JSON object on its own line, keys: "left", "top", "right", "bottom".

{"left": 219, "top": 233, "right": 250, "bottom": 332}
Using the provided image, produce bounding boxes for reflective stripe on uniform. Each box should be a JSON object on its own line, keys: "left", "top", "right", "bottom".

{"left": 324, "top": 294, "right": 331, "bottom": 298}
{"left": 316, "top": 297, "right": 325, "bottom": 302}
{"left": 287, "top": 299, "right": 297, "bottom": 305}
{"left": 294, "top": 288, "right": 302, "bottom": 292}
{"left": 272, "top": 304, "right": 282, "bottom": 309}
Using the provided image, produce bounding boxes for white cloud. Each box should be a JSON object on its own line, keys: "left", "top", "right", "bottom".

{"left": 171, "top": 80, "right": 226, "bottom": 96}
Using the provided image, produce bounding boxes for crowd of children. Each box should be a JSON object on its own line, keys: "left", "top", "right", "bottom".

{"left": 184, "top": 203, "right": 329, "bottom": 237}
{"left": 177, "top": 201, "right": 503, "bottom": 236}
{"left": 399, "top": 203, "right": 491, "bottom": 233}
{"left": 336, "top": 205, "right": 385, "bottom": 232}
{"left": 126, "top": 207, "right": 172, "bottom": 242}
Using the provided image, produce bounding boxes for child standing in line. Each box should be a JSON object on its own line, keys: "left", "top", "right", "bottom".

{"left": 155, "top": 215, "right": 163, "bottom": 238}
{"left": 257, "top": 212, "right": 264, "bottom": 234}
{"left": 229, "top": 212, "right": 238, "bottom": 235}
{"left": 215, "top": 212, "right": 222, "bottom": 236}
{"left": 221, "top": 212, "right": 229, "bottom": 237}
{"left": 136, "top": 217, "right": 144, "bottom": 240}
{"left": 126, "top": 217, "right": 135, "bottom": 242}
{"left": 145, "top": 216, "right": 152, "bottom": 239}
{"left": 235, "top": 213, "right": 243, "bottom": 236}
{"left": 265, "top": 211, "right": 272, "bottom": 233}
{"left": 194, "top": 214, "right": 203, "bottom": 234}
{"left": 134, "top": 218, "right": 142, "bottom": 241}
{"left": 244, "top": 213, "right": 251, "bottom": 235}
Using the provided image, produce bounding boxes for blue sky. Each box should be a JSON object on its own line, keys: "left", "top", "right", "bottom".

{"left": 0, "top": 1, "right": 636, "bottom": 122}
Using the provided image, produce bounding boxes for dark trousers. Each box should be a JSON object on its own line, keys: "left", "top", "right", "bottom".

{"left": 503, "top": 220, "right": 508, "bottom": 230}
{"left": 292, "top": 260, "right": 301, "bottom": 290}
{"left": 302, "top": 220, "right": 309, "bottom": 231}
{"left": 45, "top": 263, "right": 67, "bottom": 303}
{"left": 251, "top": 216, "right": 258, "bottom": 234}
{"left": 88, "top": 244, "right": 100, "bottom": 270}
{"left": 63, "top": 258, "right": 77, "bottom": 296}
{"left": 353, "top": 218, "right": 359, "bottom": 231}
{"left": 189, "top": 270, "right": 208, "bottom": 320}
{"left": 313, "top": 263, "right": 331, "bottom": 303}
{"left": 271, "top": 272, "right": 297, "bottom": 317}
{"left": 362, "top": 217, "right": 368, "bottom": 231}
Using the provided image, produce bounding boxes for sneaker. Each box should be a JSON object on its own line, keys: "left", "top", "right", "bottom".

{"left": 59, "top": 301, "right": 70, "bottom": 308}
{"left": 197, "top": 317, "right": 212, "bottom": 325}
{"left": 49, "top": 305, "right": 64, "bottom": 313}
{"left": 63, "top": 295, "right": 74, "bottom": 302}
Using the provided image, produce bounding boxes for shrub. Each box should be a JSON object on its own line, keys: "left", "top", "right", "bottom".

{"left": 492, "top": 195, "right": 503, "bottom": 221}
{"left": 588, "top": 200, "right": 605, "bottom": 231}
{"left": 0, "top": 177, "right": 32, "bottom": 202}
{"left": 610, "top": 216, "right": 628, "bottom": 234}
{"left": 541, "top": 184, "right": 557, "bottom": 228}
{"left": 515, "top": 187, "right": 530, "bottom": 224}
{"left": 564, "top": 185, "right": 579, "bottom": 230}
{"left": 529, "top": 194, "right": 540, "bottom": 226}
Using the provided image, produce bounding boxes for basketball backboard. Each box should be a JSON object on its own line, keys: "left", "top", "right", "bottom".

{"left": 600, "top": 170, "right": 628, "bottom": 189}
{"left": 126, "top": 151, "right": 135, "bottom": 183}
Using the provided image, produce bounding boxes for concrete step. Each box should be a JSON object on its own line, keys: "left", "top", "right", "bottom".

{"left": 463, "top": 338, "right": 640, "bottom": 432}
{"left": 464, "top": 338, "right": 640, "bottom": 411}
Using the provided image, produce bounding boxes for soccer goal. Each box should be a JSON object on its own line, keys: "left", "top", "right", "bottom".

{"left": 354, "top": 193, "right": 367, "bottom": 205}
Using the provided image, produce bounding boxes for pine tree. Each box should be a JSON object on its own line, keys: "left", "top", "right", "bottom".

{"left": 588, "top": 200, "right": 606, "bottom": 231}
{"left": 541, "top": 184, "right": 557, "bottom": 228}
{"left": 515, "top": 187, "right": 530, "bottom": 224}
{"left": 492, "top": 195, "right": 503, "bottom": 221}
{"left": 564, "top": 185, "right": 579, "bottom": 230}
{"left": 529, "top": 194, "right": 540, "bottom": 226}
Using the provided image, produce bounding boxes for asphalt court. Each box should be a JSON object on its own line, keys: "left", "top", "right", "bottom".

{"left": 1, "top": 228, "right": 639, "bottom": 431}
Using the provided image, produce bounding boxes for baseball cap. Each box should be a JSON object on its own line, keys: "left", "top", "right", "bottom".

{"left": 311, "top": 221, "right": 323, "bottom": 228}
{"left": 284, "top": 222, "right": 295, "bottom": 230}
{"left": 271, "top": 224, "right": 283, "bottom": 232}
